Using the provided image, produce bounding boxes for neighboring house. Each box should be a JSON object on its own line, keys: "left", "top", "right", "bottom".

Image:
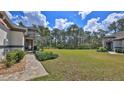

{"left": 103, "top": 31, "right": 124, "bottom": 52}
{"left": 0, "top": 11, "right": 37, "bottom": 60}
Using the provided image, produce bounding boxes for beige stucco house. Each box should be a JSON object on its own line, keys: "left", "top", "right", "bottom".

{"left": 0, "top": 12, "right": 37, "bottom": 60}
{"left": 103, "top": 31, "right": 124, "bottom": 53}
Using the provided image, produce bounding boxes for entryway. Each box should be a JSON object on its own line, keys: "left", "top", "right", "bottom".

{"left": 106, "top": 42, "right": 113, "bottom": 51}
{"left": 25, "top": 39, "right": 34, "bottom": 51}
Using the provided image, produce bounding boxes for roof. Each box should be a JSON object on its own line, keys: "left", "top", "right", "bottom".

{"left": 104, "top": 31, "right": 124, "bottom": 41}
{"left": 115, "top": 31, "right": 124, "bottom": 37}
{"left": 114, "top": 32, "right": 124, "bottom": 40}
{"left": 0, "top": 11, "right": 27, "bottom": 32}
{"left": 113, "top": 37, "right": 124, "bottom": 40}
{"left": 104, "top": 35, "right": 116, "bottom": 38}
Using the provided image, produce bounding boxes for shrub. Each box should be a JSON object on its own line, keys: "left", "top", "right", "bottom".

{"left": 5, "top": 60, "right": 16, "bottom": 68}
{"left": 5, "top": 50, "right": 25, "bottom": 67}
{"left": 35, "top": 51, "right": 58, "bottom": 61}
{"left": 115, "top": 48, "right": 124, "bottom": 53}
{"left": 6, "top": 51, "right": 18, "bottom": 62}
{"left": 97, "top": 47, "right": 107, "bottom": 52}
{"left": 56, "top": 44, "right": 65, "bottom": 49}
{"left": 16, "top": 50, "right": 25, "bottom": 62}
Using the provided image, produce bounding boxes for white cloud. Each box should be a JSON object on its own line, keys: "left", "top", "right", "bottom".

{"left": 83, "top": 17, "right": 102, "bottom": 32}
{"left": 6, "top": 11, "right": 49, "bottom": 27}
{"left": 102, "top": 12, "right": 124, "bottom": 30}
{"left": 78, "top": 11, "right": 92, "bottom": 20}
{"left": 83, "top": 12, "right": 124, "bottom": 32}
{"left": 54, "top": 18, "right": 74, "bottom": 30}
{"left": 6, "top": 11, "right": 22, "bottom": 25}
{"left": 48, "top": 26, "right": 53, "bottom": 31}
{"left": 6, "top": 11, "right": 124, "bottom": 32}
{"left": 22, "top": 11, "right": 49, "bottom": 27}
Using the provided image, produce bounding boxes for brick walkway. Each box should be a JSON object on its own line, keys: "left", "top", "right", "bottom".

{"left": 0, "top": 54, "right": 48, "bottom": 81}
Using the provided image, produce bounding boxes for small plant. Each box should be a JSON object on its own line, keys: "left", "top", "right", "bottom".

{"left": 5, "top": 50, "right": 25, "bottom": 67}
{"left": 97, "top": 47, "right": 107, "bottom": 52}
{"left": 5, "top": 60, "right": 16, "bottom": 68}
{"left": 35, "top": 51, "right": 58, "bottom": 61}
{"left": 56, "top": 44, "right": 65, "bottom": 49}
{"left": 6, "top": 51, "right": 18, "bottom": 62}
{"left": 16, "top": 50, "right": 25, "bottom": 62}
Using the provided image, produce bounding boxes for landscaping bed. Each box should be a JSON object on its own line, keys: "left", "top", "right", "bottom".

{"left": 0, "top": 57, "right": 26, "bottom": 75}
{"left": 0, "top": 50, "right": 26, "bottom": 75}
{"left": 35, "top": 50, "right": 58, "bottom": 61}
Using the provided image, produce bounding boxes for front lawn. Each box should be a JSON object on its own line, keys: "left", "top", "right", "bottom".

{"left": 32, "top": 49, "right": 124, "bottom": 80}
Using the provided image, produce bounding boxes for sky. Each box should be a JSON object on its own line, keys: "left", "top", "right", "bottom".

{"left": 7, "top": 11, "right": 124, "bottom": 32}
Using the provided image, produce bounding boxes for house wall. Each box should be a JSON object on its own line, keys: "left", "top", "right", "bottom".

{"left": 0, "top": 24, "right": 8, "bottom": 59}
{"left": 113, "top": 40, "right": 122, "bottom": 48}
{"left": 0, "top": 17, "right": 25, "bottom": 62}
{"left": 0, "top": 25, "right": 25, "bottom": 61}
{"left": 113, "top": 40, "right": 123, "bottom": 52}
{"left": 8, "top": 31, "right": 25, "bottom": 51}
{"left": 122, "top": 40, "right": 124, "bottom": 48}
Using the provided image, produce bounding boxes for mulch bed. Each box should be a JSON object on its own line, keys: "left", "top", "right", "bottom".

{"left": 0, "top": 57, "right": 26, "bottom": 75}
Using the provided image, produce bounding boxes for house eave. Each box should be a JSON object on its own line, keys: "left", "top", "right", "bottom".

{"left": 0, "top": 11, "right": 27, "bottom": 32}
{"left": 113, "top": 37, "right": 124, "bottom": 41}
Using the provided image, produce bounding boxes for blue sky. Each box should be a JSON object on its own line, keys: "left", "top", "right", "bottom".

{"left": 8, "top": 11, "right": 124, "bottom": 31}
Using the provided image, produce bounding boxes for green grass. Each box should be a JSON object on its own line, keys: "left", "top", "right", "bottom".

{"left": 32, "top": 49, "right": 124, "bottom": 81}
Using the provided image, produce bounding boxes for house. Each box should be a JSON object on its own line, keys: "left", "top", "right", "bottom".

{"left": 0, "top": 11, "right": 27, "bottom": 59}
{"left": 102, "top": 31, "right": 124, "bottom": 53}
{"left": 0, "top": 11, "right": 37, "bottom": 60}
{"left": 25, "top": 27, "right": 37, "bottom": 51}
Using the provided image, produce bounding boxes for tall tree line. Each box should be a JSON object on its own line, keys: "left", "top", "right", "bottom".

{"left": 35, "top": 24, "right": 105, "bottom": 49}
{"left": 19, "top": 18, "right": 124, "bottom": 49}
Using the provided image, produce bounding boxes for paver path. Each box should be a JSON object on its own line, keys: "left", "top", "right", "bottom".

{"left": 108, "top": 51, "right": 124, "bottom": 55}
{"left": 0, "top": 54, "right": 48, "bottom": 81}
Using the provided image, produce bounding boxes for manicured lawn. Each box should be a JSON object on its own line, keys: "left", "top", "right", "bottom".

{"left": 32, "top": 49, "right": 124, "bottom": 80}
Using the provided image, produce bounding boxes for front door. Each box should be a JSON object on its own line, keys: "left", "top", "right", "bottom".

{"left": 106, "top": 42, "right": 113, "bottom": 51}
{"left": 25, "top": 39, "right": 34, "bottom": 51}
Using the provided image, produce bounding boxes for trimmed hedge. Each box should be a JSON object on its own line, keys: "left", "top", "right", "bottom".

{"left": 97, "top": 47, "right": 107, "bottom": 52}
{"left": 5, "top": 50, "right": 25, "bottom": 67}
{"left": 35, "top": 51, "right": 58, "bottom": 61}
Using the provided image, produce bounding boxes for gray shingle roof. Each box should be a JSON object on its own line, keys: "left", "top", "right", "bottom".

{"left": 104, "top": 31, "right": 124, "bottom": 41}
{"left": 114, "top": 32, "right": 124, "bottom": 40}
{"left": 115, "top": 31, "right": 124, "bottom": 37}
